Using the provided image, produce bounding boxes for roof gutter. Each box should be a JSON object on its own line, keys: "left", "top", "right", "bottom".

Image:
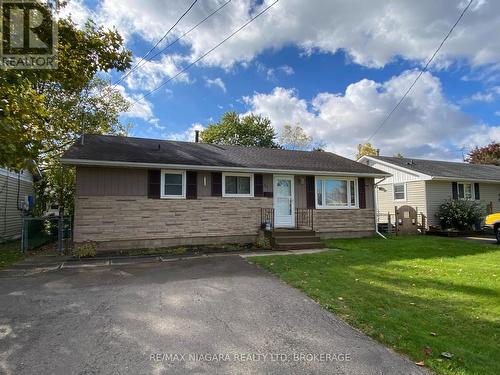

{"left": 430, "top": 176, "right": 500, "bottom": 184}
{"left": 60, "top": 158, "right": 391, "bottom": 178}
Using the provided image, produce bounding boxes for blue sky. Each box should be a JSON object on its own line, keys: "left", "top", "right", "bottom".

{"left": 63, "top": 0, "right": 500, "bottom": 160}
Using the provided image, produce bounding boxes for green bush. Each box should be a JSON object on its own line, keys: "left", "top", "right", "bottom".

{"left": 436, "top": 199, "right": 484, "bottom": 230}
{"left": 72, "top": 242, "right": 97, "bottom": 258}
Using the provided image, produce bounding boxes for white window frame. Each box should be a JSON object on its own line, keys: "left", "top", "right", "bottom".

{"left": 393, "top": 183, "right": 407, "bottom": 202}
{"left": 160, "top": 169, "right": 186, "bottom": 199}
{"left": 222, "top": 172, "right": 254, "bottom": 197}
{"left": 315, "top": 176, "right": 358, "bottom": 209}
{"left": 457, "top": 182, "right": 474, "bottom": 200}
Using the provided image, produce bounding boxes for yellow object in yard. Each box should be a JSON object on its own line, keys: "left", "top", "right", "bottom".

{"left": 485, "top": 213, "right": 500, "bottom": 226}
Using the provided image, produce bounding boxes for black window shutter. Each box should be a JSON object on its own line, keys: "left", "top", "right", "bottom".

{"left": 211, "top": 172, "right": 222, "bottom": 197}
{"left": 452, "top": 182, "right": 458, "bottom": 200}
{"left": 186, "top": 171, "right": 197, "bottom": 199}
{"left": 148, "top": 170, "right": 161, "bottom": 199}
{"left": 474, "top": 183, "right": 480, "bottom": 200}
{"left": 358, "top": 178, "right": 366, "bottom": 209}
{"left": 254, "top": 174, "right": 264, "bottom": 197}
{"left": 306, "top": 176, "right": 315, "bottom": 209}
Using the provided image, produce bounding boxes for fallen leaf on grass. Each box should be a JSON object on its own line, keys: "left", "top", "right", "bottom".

{"left": 430, "top": 332, "right": 437, "bottom": 336}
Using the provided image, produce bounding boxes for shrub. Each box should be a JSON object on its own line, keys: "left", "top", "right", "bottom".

{"left": 436, "top": 199, "right": 484, "bottom": 230}
{"left": 72, "top": 242, "right": 97, "bottom": 258}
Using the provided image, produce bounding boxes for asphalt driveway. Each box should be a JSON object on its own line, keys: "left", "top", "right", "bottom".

{"left": 0, "top": 256, "right": 428, "bottom": 374}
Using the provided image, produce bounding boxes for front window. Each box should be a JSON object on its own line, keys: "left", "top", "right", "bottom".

{"left": 458, "top": 182, "right": 473, "bottom": 200}
{"left": 393, "top": 183, "right": 406, "bottom": 201}
{"left": 161, "top": 170, "right": 185, "bottom": 199}
{"left": 315, "top": 177, "right": 357, "bottom": 209}
{"left": 223, "top": 173, "right": 253, "bottom": 197}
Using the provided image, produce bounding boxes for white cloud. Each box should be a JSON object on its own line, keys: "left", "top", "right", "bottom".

{"left": 243, "top": 70, "right": 500, "bottom": 160}
{"left": 279, "top": 65, "right": 294, "bottom": 75}
{"left": 87, "top": 0, "right": 500, "bottom": 71}
{"left": 117, "top": 85, "right": 158, "bottom": 123}
{"left": 124, "top": 54, "right": 190, "bottom": 92}
{"left": 58, "top": 0, "right": 91, "bottom": 26}
{"left": 205, "top": 77, "right": 226, "bottom": 92}
{"left": 165, "top": 123, "right": 205, "bottom": 142}
{"left": 465, "top": 86, "right": 500, "bottom": 103}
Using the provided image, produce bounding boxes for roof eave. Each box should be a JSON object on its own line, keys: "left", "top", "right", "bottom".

{"left": 430, "top": 176, "right": 500, "bottom": 184}
{"left": 60, "top": 158, "right": 391, "bottom": 178}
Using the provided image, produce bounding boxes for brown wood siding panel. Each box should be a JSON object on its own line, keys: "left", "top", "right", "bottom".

{"left": 197, "top": 172, "right": 211, "bottom": 197}
{"left": 0, "top": 174, "right": 34, "bottom": 239}
{"left": 262, "top": 174, "right": 273, "bottom": 193}
{"left": 76, "top": 167, "right": 148, "bottom": 197}
{"left": 294, "top": 175, "right": 307, "bottom": 209}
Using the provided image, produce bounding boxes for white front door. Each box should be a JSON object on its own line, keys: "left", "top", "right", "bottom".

{"left": 274, "top": 175, "right": 295, "bottom": 227}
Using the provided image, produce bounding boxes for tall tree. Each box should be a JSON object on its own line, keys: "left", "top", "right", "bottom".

{"left": 279, "top": 124, "right": 313, "bottom": 150}
{"left": 0, "top": 12, "right": 132, "bottom": 171}
{"left": 466, "top": 142, "right": 500, "bottom": 166}
{"left": 201, "top": 112, "right": 279, "bottom": 148}
{"left": 356, "top": 143, "right": 378, "bottom": 160}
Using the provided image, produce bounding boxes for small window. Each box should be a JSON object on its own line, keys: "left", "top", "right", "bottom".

{"left": 393, "top": 183, "right": 406, "bottom": 201}
{"left": 458, "top": 182, "right": 473, "bottom": 200}
{"left": 222, "top": 173, "right": 253, "bottom": 197}
{"left": 315, "top": 177, "right": 357, "bottom": 209}
{"left": 161, "top": 170, "right": 185, "bottom": 199}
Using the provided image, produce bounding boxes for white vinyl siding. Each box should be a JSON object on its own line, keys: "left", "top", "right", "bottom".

{"left": 376, "top": 180, "right": 427, "bottom": 217}
{"left": 0, "top": 171, "right": 34, "bottom": 240}
{"left": 426, "top": 181, "right": 500, "bottom": 227}
{"left": 362, "top": 159, "right": 426, "bottom": 184}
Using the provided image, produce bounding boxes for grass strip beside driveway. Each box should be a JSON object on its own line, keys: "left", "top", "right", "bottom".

{"left": 0, "top": 240, "right": 24, "bottom": 268}
{"left": 249, "top": 236, "right": 500, "bottom": 375}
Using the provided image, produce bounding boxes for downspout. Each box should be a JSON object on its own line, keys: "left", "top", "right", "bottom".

{"left": 374, "top": 177, "right": 387, "bottom": 239}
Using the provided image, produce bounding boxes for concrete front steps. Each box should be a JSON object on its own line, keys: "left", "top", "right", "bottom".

{"left": 271, "top": 229, "right": 324, "bottom": 250}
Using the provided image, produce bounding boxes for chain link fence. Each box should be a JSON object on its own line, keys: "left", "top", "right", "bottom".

{"left": 21, "top": 216, "right": 72, "bottom": 254}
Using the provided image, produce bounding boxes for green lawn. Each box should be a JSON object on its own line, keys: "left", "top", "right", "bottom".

{"left": 250, "top": 236, "right": 500, "bottom": 375}
{"left": 0, "top": 240, "right": 25, "bottom": 268}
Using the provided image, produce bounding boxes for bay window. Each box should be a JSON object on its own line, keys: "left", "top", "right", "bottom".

{"left": 315, "top": 177, "right": 358, "bottom": 209}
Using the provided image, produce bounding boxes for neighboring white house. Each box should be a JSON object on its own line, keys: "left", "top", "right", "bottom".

{"left": 0, "top": 168, "right": 36, "bottom": 241}
{"left": 358, "top": 155, "right": 500, "bottom": 228}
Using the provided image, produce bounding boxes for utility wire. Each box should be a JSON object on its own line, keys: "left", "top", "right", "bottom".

{"left": 366, "top": 0, "right": 473, "bottom": 143}
{"left": 113, "top": 0, "right": 199, "bottom": 87}
{"left": 119, "top": 0, "right": 233, "bottom": 85}
{"left": 130, "top": 0, "right": 279, "bottom": 108}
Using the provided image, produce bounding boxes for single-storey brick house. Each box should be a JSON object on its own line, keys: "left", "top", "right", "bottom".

{"left": 61, "top": 134, "right": 389, "bottom": 250}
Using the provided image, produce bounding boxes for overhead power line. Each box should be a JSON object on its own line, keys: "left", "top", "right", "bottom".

{"left": 129, "top": 0, "right": 279, "bottom": 108}
{"left": 120, "top": 0, "right": 233, "bottom": 84}
{"left": 365, "top": 0, "right": 473, "bottom": 143}
{"left": 113, "top": 0, "right": 199, "bottom": 87}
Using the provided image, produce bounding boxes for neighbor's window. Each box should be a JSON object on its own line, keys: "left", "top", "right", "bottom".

{"left": 315, "top": 177, "right": 357, "bottom": 209}
{"left": 393, "top": 183, "right": 406, "bottom": 201}
{"left": 223, "top": 173, "right": 253, "bottom": 197}
{"left": 458, "top": 182, "right": 473, "bottom": 200}
{"left": 161, "top": 170, "right": 185, "bottom": 199}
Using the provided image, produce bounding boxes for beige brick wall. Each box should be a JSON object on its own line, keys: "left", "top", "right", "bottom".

{"left": 75, "top": 195, "right": 375, "bottom": 248}
{"left": 314, "top": 209, "right": 375, "bottom": 238}
{"left": 74, "top": 196, "right": 273, "bottom": 244}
